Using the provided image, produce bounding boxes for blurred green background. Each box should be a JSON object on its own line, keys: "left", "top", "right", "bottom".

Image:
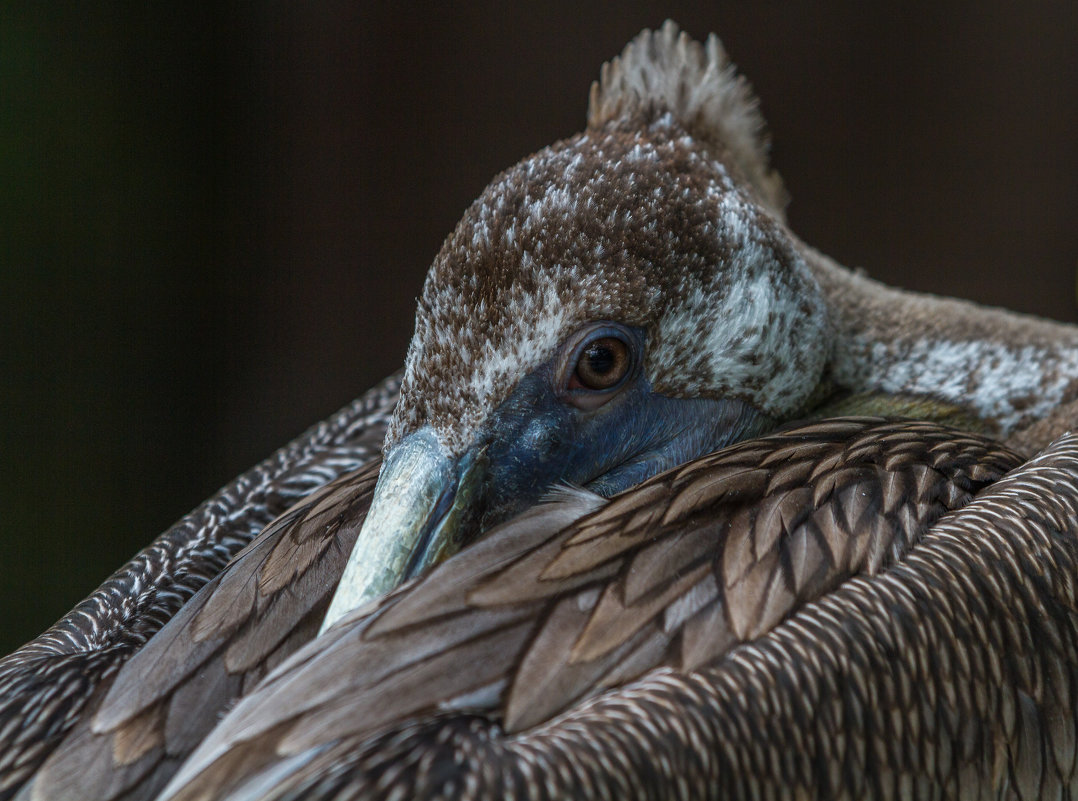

{"left": 2, "top": 2, "right": 1076, "bottom": 654}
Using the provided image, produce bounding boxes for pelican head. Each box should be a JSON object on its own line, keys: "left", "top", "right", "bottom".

{"left": 323, "top": 22, "right": 832, "bottom": 626}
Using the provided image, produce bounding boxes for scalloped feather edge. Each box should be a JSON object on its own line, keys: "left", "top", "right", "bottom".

{"left": 587, "top": 20, "right": 787, "bottom": 217}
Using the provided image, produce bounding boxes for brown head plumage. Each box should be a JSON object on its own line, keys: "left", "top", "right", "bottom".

{"left": 388, "top": 22, "right": 830, "bottom": 456}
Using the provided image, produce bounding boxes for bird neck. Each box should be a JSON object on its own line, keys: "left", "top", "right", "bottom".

{"left": 800, "top": 244, "right": 1078, "bottom": 441}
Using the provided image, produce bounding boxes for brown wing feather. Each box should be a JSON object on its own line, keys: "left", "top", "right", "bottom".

{"left": 171, "top": 431, "right": 1078, "bottom": 801}
{"left": 159, "top": 418, "right": 1024, "bottom": 801}
{"left": 26, "top": 459, "right": 381, "bottom": 801}
{"left": 0, "top": 374, "right": 397, "bottom": 801}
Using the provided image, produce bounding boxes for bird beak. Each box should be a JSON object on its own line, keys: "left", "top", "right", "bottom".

{"left": 320, "top": 427, "right": 485, "bottom": 632}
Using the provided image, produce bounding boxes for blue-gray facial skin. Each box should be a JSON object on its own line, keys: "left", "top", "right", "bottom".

{"left": 453, "top": 322, "right": 772, "bottom": 537}
{"left": 323, "top": 321, "right": 773, "bottom": 628}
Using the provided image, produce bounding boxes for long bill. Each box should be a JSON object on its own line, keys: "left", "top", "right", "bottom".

{"left": 320, "top": 427, "right": 485, "bottom": 632}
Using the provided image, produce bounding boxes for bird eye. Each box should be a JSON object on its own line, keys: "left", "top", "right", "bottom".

{"left": 571, "top": 337, "right": 631, "bottom": 391}
{"left": 557, "top": 324, "right": 640, "bottom": 409}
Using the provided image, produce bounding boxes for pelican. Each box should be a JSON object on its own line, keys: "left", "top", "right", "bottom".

{"left": 4, "top": 21, "right": 1078, "bottom": 801}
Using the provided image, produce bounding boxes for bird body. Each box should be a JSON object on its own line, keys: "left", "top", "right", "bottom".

{"left": 3, "top": 20, "right": 1078, "bottom": 801}
{"left": 156, "top": 418, "right": 1047, "bottom": 800}
{"left": 26, "top": 417, "right": 1077, "bottom": 801}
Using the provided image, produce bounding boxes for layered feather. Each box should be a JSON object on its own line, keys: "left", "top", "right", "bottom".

{"left": 149, "top": 418, "right": 1037, "bottom": 800}
{"left": 3, "top": 376, "right": 399, "bottom": 801}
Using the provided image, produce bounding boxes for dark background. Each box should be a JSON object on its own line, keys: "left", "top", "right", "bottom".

{"left": 2, "top": 2, "right": 1076, "bottom": 654}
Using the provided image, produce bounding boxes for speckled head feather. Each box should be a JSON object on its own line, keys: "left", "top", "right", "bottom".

{"left": 588, "top": 20, "right": 787, "bottom": 219}
{"left": 386, "top": 26, "right": 830, "bottom": 456}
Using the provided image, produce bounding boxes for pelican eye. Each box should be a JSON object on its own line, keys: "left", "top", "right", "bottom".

{"left": 557, "top": 326, "right": 639, "bottom": 412}
{"left": 572, "top": 338, "right": 631, "bottom": 390}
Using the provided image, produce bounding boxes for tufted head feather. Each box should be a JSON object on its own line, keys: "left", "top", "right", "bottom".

{"left": 588, "top": 20, "right": 787, "bottom": 219}
{"left": 386, "top": 26, "right": 830, "bottom": 456}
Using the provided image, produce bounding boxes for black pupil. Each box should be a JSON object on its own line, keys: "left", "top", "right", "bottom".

{"left": 585, "top": 343, "right": 616, "bottom": 375}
